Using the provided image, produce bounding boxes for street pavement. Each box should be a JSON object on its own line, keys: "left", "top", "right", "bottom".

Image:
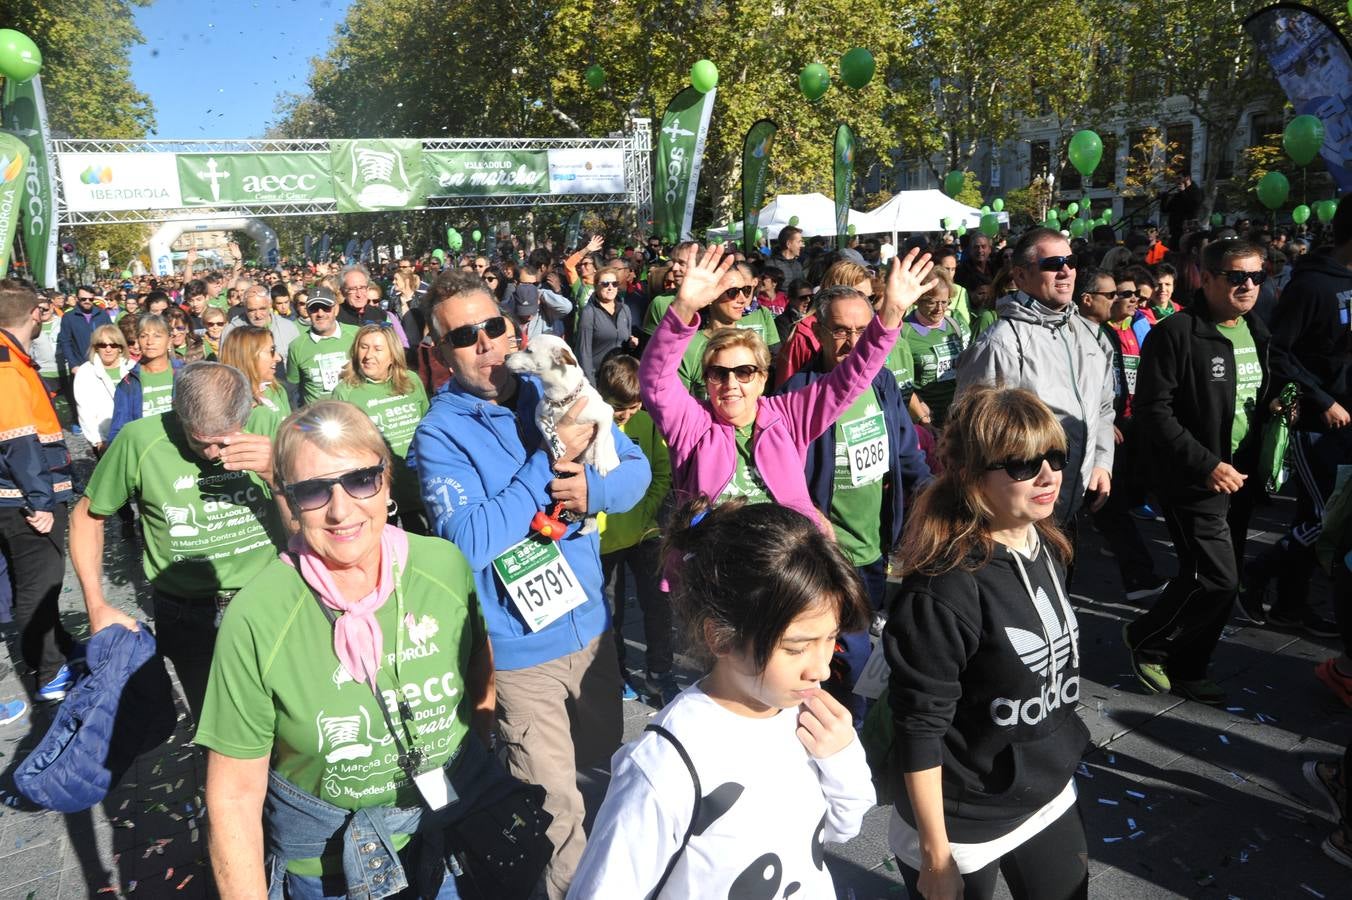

{"left": 0, "top": 432, "right": 1348, "bottom": 899}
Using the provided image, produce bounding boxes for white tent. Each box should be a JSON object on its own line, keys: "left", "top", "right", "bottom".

{"left": 707, "top": 192, "right": 872, "bottom": 241}
{"left": 850, "top": 189, "right": 1009, "bottom": 239}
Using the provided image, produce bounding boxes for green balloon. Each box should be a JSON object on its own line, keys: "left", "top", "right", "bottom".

{"left": 980, "top": 205, "right": 991, "bottom": 214}
{"left": 847, "top": 224, "right": 857, "bottom": 236}
{"left": 1065, "top": 202, "right": 1079, "bottom": 217}
{"left": 1101, "top": 208, "right": 1114, "bottom": 223}
{"left": 448, "top": 233, "right": 463, "bottom": 251}
{"left": 839, "top": 47, "right": 875, "bottom": 89}
{"left": 1068, "top": 129, "right": 1103, "bottom": 177}
{"left": 0, "top": 30, "right": 42, "bottom": 82}
{"left": 955, "top": 225, "right": 967, "bottom": 237}
{"left": 1210, "top": 212, "right": 1224, "bottom": 227}
{"left": 1069, "top": 219, "right": 1087, "bottom": 238}
{"left": 942, "top": 170, "right": 965, "bottom": 197}
{"left": 991, "top": 198, "right": 1004, "bottom": 212}
{"left": 979, "top": 213, "right": 1000, "bottom": 237}
{"left": 691, "top": 59, "right": 719, "bottom": 93}
{"left": 432, "top": 249, "right": 446, "bottom": 261}
{"left": 471, "top": 229, "right": 483, "bottom": 242}
{"left": 941, "top": 216, "right": 956, "bottom": 231}
{"left": 756, "top": 228, "right": 765, "bottom": 241}
{"left": 1317, "top": 199, "right": 1339, "bottom": 224}
{"left": 1256, "top": 171, "right": 1290, "bottom": 210}
{"left": 1046, "top": 208, "right": 1060, "bottom": 221}
{"left": 1283, "top": 115, "right": 1325, "bottom": 166}
{"left": 788, "top": 215, "right": 800, "bottom": 227}
{"left": 1292, "top": 203, "right": 1311, "bottom": 225}
{"left": 584, "top": 64, "right": 606, "bottom": 90}
{"left": 1043, "top": 218, "right": 1058, "bottom": 229}
{"left": 798, "top": 63, "right": 831, "bottom": 102}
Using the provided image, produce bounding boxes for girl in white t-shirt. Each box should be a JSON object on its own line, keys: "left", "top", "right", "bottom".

{"left": 568, "top": 498, "right": 877, "bottom": 899}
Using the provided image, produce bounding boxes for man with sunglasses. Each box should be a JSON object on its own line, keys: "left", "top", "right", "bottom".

{"left": 956, "top": 227, "right": 1116, "bottom": 527}
{"left": 1124, "top": 239, "right": 1274, "bottom": 707}
{"left": 409, "top": 270, "right": 651, "bottom": 900}
{"left": 286, "top": 287, "right": 359, "bottom": 406}
{"left": 72, "top": 362, "right": 283, "bottom": 722}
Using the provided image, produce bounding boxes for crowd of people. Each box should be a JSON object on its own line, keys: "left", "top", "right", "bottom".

{"left": 0, "top": 197, "right": 1348, "bottom": 899}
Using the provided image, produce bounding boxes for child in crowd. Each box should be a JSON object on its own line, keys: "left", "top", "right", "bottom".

{"left": 569, "top": 498, "right": 876, "bottom": 898}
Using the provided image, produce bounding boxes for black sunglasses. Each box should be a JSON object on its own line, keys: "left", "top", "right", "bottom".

{"left": 441, "top": 315, "right": 507, "bottom": 349}
{"left": 1036, "top": 255, "right": 1077, "bottom": 272}
{"left": 987, "top": 449, "right": 1068, "bottom": 482}
{"left": 284, "top": 463, "right": 386, "bottom": 512}
{"left": 705, "top": 363, "right": 762, "bottom": 384}
{"left": 597, "top": 280, "right": 619, "bottom": 288}
{"left": 720, "top": 285, "right": 754, "bottom": 300}
{"left": 1114, "top": 290, "right": 1141, "bottom": 300}
{"left": 1210, "top": 269, "right": 1267, "bottom": 287}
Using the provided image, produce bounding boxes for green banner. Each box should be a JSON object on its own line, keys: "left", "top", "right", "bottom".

{"left": 330, "top": 139, "right": 427, "bottom": 213}
{"left": 425, "top": 150, "right": 548, "bottom": 196}
{"left": 177, "top": 152, "right": 334, "bottom": 206}
{"left": 833, "top": 123, "right": 855, "bottom": 249}
{"left": 1, "top": 76, "right": 56, "bottom": 287}
{"left": 741, "top": 119, "right": 777, "bottom": 256}
{"left": 564, "top": 211, "right": 582, "bottom": 250}
{"left": 654, "top": 86, "right": 717, "bottom": 244}
{"left": 0, "top": 132, "right": 29, "bottom": 276}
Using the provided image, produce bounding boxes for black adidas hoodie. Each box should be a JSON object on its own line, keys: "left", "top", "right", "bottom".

{"left": 884, "top": 539, "right": 1089, "bottom": 843}
{"left": 1268, "top": 251, "right": 1352, "bottom": 431}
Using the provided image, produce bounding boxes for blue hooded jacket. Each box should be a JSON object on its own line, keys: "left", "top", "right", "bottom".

{"left": 107, "top": 357, "right": 184, "bottom": 445}
{"left": 408, "top": 374, "right": 651, "bottom": 671}
{"left": 780, "top": 358, "right": 931, "bottom": 556}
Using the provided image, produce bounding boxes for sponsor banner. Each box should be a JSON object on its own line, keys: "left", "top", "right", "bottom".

{"left": 2, "top": 75, "right": 59, "bottom": 287}
{"left": 57, "top": 151, "right": 182, "bottom": 212}
{"left": 654, "top": 86, "right": 717, "bottom": 244}
{"left": 0, "top": 133, "right": 28, "bottom": 274}
{"left": 331, "top": 139, "right": 428, "bottom": 213}
{"left": 546, "top": 148, "right": 626, "bottom": 195}
{"left": 833, "top": 124, "right": 856, "bottom": 249}
{"left": 741, "top": 119, "right": 777, "bottom": 256}
{"left": 1244, "top": 3, "right": 1352, "bottom": 192}
{"left": 177, "top": 152, "right": 334, "bottom": 206}
{"left": 425, "top": 149, "right": 549, "bottom": 196}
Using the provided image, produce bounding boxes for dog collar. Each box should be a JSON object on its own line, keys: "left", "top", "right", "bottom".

{"left": 543, "top": 382, "right": 586, "bottom": 412}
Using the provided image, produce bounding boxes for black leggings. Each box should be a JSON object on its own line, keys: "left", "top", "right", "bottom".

{"left": 899, "top": 804, "right": 1088, "bottom": 900}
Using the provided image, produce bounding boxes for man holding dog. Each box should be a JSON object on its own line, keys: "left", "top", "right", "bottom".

{"left": 408, "top": 270, "right": 651, "bottom": 900}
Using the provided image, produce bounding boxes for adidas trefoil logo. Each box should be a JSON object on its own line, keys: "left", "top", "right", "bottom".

{"left": 991, "top": 586, "right": 1080, "bottom": 727}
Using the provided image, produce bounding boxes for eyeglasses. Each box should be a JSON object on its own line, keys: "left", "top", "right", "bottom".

{"left": 1036, "top": 255, "right": 1077, "bottom": 272}
{"left": 795, "top": 292, "right": 813, "bottom": 301}
{"left": 1210, "top": 269, "right": 1267, "bottom": 287}
{"left": 342, "top": 285, "right": 370, "bottom": 294}
{"left": 171, "top": 325, "right": 189, "bottom": 333}
{"left": 704, "top": 363, "right": 762, "bottom": 384}
{"left": 1113, "top": 290, "right": 1141, "bottom": 300}
{"left": 720, "top": 285, "right": 754, "bottom": 300}
{"left": 1084, "top": 290, "right": 1115, "bottom": 300}
{"left": 826, "top": 325, "right": 869, "bottom": 340}
{"left": 484, "top": 275, "right": 499, "bottom": 282}
{"left": 986, "top": 449, "right": 1068, "bottom": 482}
{"left": 441, "top": 315, "right": 507, "bottom": 349}
{"left": 597, "top": 280, "right": 619, "bottom": 288}
{"left": 93, "top": 342, "right": 121, "bottom": 350}
{"left": 283, "top": 463, "right": 386, "bottom": 512}
{"left": 204, "top": 321, "right": 226, "bottom": 328}
{"left": 397, "top": 264, "right": 413, "bottom": 270}
{"left": 36, "top": 305, "right": 51, "bottom": 313}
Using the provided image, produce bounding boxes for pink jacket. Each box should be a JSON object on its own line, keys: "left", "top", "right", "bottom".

{"left": 639, "top": 305, "right": 900, "bottom": 529}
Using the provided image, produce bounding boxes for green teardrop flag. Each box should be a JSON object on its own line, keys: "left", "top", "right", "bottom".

{"left": 1256, "top": 171, "right": 1290, "bottom": 210}
{"left": 1068, "top": 130, "right": 1103, "bottom": 177}
{"left": 1283, "top": 115, "right": 1325, "bottom": 167}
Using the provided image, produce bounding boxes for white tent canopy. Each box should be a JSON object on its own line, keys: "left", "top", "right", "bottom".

{"left": 850, "top": 189, "right": 1009, "bottom": 235}
{"left": 708, "top": 192, "right": 872, "bottom": 241}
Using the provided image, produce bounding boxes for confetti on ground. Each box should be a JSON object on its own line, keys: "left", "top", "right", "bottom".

{"left": 1126, "top": 790, "right": 1146, "bottom": 799}
{"left": 1300, "top": 885, "right": 1324, "bottom": 898}
{"left": 1129, "top": 830, "right": 1145, "bottom": 839}
{"left": 1108, "top": 754, "right": 1116, "bottom": 764}
{"left": 1103, "top": 836, "right": 1123, "bottom": 843}
{"left": 164, "top": 868, "right": 174, "bottom": 881}
{"left": 1219, "top": 735, "right": 1230, "bottom": 744}
{"left": 1128, "top": 818, "right": 1137, "bottom": 830}
{"left": 177, "top": 875, "right": 194, "bottom": 890}
{"left": 882, "top": 858, "right": 896, "bottom": 872}
{"left": 1226, "top": 706, "right": 1245, "bottom": 713}
{"left": 1243, "top": 688, "right": 1258, "bottom": 694}
{"left": 1097, "top": 798, "right": 1119, "bottom": 806}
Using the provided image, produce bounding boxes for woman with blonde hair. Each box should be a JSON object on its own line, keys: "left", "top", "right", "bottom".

{"left": 73, "top": 324, "right": 134, "bottom": 453}
{"left": 573, "top": 264, "right": 637, "bottom": 385}
{"left": 218, "top": 324, "right": 290, "bottom": 437}
{"left": 903, "top": 267, "right": 967, "bottom": 428}
{"left": 775, "top": 258, "right": 883, "bottom": 388}
{"left": 200, "top": 307, "right": 227, "bottom": 359}
{"left": 330, "top": 323, "right": 430, "bottom": 532}
{"left": 641, "top": 243, "right": 933, "bottom": 525}
{"left": 884, "top": 385, "right": 1088, "bottom": 900}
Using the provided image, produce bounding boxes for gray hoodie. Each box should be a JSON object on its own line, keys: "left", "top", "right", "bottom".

{"left": 955, "top": 291, "right": 1116, "bottom": 522}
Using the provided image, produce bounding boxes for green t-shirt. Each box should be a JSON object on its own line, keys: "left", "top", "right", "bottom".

{"left": 1220, "top": 319, "right": 1262, "bottom": 453}
{"left": 829, "top": 389, "right": 887, "bottom": 566}
{"left": 286, "top": 324, "right": 358, "bottom": 405}
{"left": 139, "top": 365, "right": 176, "bottom": 419}
{"left": 84, "top": 414, "right": 283, "bottom": 596}
{"left": 643, "top": 293, "right": 677, "bottom": 335}
{"left": 972, "top": 307, "right": 999, "bottom": 340}
{"left": 194, "top": 537, "right": 486, "bottom": 875}
{"left": 330, "top": 376, "right": 431, "bottom": 509}
{"left": 104, "top": 366, "right": 122, "bottom": 383}
{"left": 718, "top": 423, "right": 770, "bottom": 504}
{"left": 677, "top": 314, "right": 782, "bottom": 400}
{"left": 732, "top": 307, "right": 782, "bottom": 351}
{"left": 1151, "top": 303, "right": 1175, "bottom": 321}
{"left": 884, "top": 341, "right": 916, "bottom": 403}
{"left": 904, "top": 317, "right": 965, "bottom": 424}
{"left": 245, "top": 383, "right": 292, "bottom": 438}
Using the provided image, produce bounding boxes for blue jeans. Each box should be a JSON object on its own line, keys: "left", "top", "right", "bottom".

{"left": 284, "top": 849, "right": 460, "bottom": 899}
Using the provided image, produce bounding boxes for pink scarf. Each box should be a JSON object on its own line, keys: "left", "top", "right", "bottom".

{"left": 286, "top": 524, "right": 410, "bottom": 691}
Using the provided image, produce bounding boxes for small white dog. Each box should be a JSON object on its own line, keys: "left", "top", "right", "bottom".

{"left": 505, "top": 334, "right": 619, "bottom": 534}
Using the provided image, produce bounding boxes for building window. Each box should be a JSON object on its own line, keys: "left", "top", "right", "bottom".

{"left": 1166, "top": 123, "right": 1193, "bottom": 179}
{"left": 1092, "top": 133, "right": 1118, "bottom": 189}
{"left": 1030, "top": 140, "right": 1050, "bottom": 184}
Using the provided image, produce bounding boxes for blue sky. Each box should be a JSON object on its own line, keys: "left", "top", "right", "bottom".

{"left": 129, "top": 0, "right": 347, "bottom": 138}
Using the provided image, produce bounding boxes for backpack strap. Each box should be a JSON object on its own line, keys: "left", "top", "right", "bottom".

{"left": 644, "top": 723, "right": 701, "bottom": 900}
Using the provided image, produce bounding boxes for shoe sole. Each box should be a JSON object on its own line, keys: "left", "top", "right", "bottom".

{"left": 1303, "top": 760, "right": 1344, "bottom": 820}
{"left": 1321, "top": 834, "right": 1352, "bottom": 871}
{"left": 1126, "top": 585, "right": 1168, "bottom": 601}
{"left": 1171, "top": 685, "right": 1226, "bottom": 706}
{"left": 1316, "top": 661, "right": 1352, "bottom": 708}
{"left": 0, "top": 707, "right": 25, "bottom": 726}
{"left": 1122, "top": 624, "right": 1169, "bottom": 694}
{"left": 36, "top": 688, "right": 67, "bottom": 702}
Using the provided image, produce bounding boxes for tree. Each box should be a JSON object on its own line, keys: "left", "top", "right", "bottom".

{"left": 1120, "top": 127, "right": 1187, "bottom": 199}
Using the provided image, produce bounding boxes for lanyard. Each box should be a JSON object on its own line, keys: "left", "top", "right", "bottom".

{"left": 294, "top": 556, "right": 428, "bottom": 778}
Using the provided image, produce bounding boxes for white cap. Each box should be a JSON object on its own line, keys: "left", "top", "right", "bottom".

{"left": 879, "top": 243, "right": 897, "bottom": 264}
